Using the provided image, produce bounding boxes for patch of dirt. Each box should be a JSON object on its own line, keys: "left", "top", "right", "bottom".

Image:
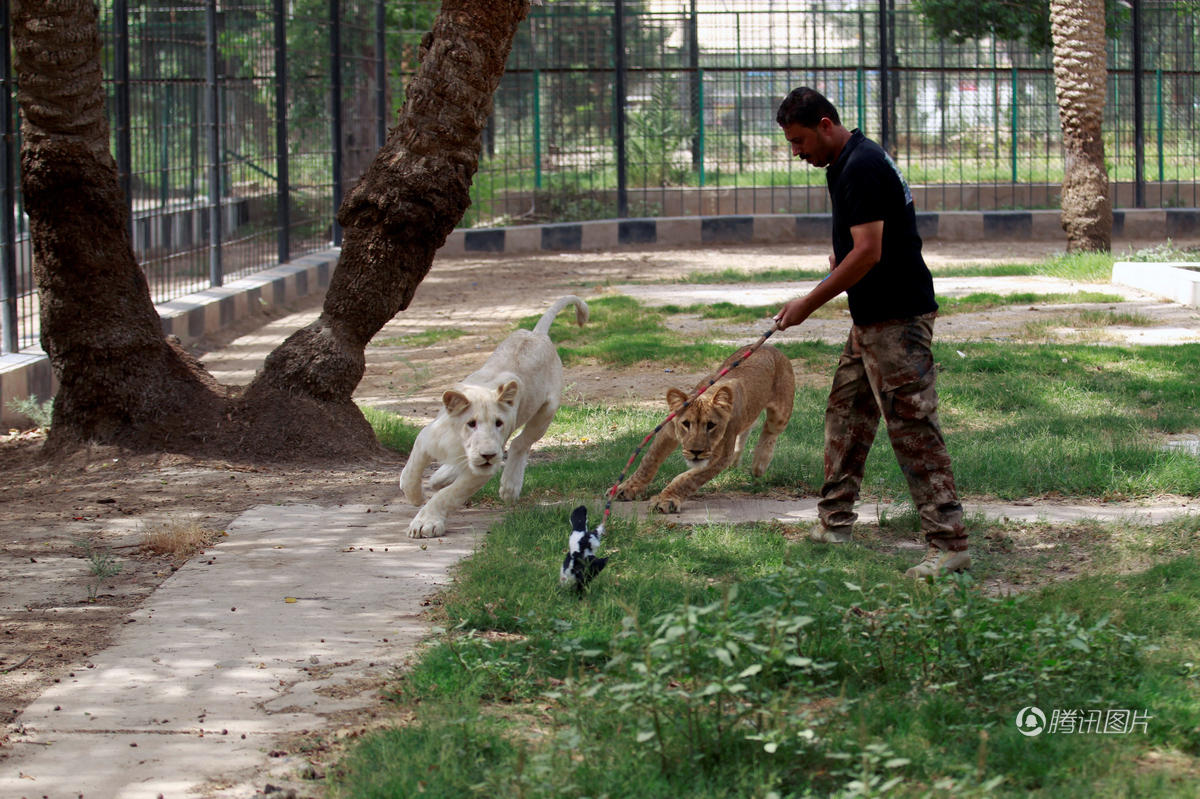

{"left": 3, "top": 237, "right": 1198, "bottom": 763}
{"left": 0, "top": 442, "right": 403, "bottom": 727}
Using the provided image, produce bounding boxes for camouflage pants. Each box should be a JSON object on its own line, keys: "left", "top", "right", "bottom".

{"left": 818, "top": 313, "right": 967, "bottom": 551}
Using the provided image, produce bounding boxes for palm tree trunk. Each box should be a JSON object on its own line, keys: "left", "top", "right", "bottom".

{"left": 1049, "top": 0, "right": 1112, "bottom": 251}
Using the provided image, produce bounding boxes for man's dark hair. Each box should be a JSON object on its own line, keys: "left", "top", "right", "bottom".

{"left": 776, "top": 87, "right": 841, "bottom": 128}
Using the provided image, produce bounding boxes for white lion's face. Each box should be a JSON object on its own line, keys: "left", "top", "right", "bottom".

{"left": 442, "top": 381, "right": 519, "bottom": 475}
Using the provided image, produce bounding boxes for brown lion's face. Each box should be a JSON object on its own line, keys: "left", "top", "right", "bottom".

{"left": 667, "top": 385, "right": 734, "bottom": 468}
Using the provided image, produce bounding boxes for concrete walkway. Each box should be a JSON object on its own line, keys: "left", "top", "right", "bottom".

{"left": 0, "top": 503, "right": 499, "bottom": 799}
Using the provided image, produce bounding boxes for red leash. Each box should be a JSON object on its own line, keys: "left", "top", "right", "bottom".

{"left": 597, "top": 321, "right": 782, "bottom": 532}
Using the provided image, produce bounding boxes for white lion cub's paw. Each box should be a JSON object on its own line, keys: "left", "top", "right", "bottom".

{"left": 498, "top": 473, "right": 525, "bottom": 503}
{"left": 429, "top": 463, "right": 459, "bottom": 492}
{"left": 407, "top": 510, "right": 446, "bottom": 539}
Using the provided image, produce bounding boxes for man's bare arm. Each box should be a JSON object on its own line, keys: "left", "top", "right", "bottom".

{"left": 774, "top": 220, "right": 883, "bottom": 330}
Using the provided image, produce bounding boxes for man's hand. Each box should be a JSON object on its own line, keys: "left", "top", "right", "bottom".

{"left": 774, "top": 252, "right": 837, "bottom": 330}
{"left": 773, "top": 296, "right": 811, "bottom": 331}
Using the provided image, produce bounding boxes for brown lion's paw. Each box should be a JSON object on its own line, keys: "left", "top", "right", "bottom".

{"left": 614, "top": 482, "right": 645, "bottom": 501}
{"left": 650, "top": 495, "right": 682, "bottom": 514}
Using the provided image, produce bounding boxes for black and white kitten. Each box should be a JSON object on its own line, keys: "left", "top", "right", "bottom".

{"left": 560, "top": 505, "right": 607, "bottom": 590}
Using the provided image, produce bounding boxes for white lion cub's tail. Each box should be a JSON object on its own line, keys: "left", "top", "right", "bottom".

{"left": 533, "top": 295, "right": 589, "bottom": 337}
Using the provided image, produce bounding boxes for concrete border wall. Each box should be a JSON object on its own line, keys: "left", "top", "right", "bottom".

{"left": 1, "top": 249, "right": 339, "bottom": 430}
{"left": 440, "top": 208, "right": 1198, "bottom": 256}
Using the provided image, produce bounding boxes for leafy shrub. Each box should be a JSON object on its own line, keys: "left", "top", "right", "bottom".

{"left": 6, "top": 395, "right": 53, "bottom": 430}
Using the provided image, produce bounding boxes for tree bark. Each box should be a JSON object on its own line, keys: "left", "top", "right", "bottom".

{"left": 1049, "top": 0, "right": 1112, "bottom": 252}
{"left": 17, "top": 0, "right": 531, "bottom": 461}
{"left": 14, "top": 0, "right": 224, "bottom": 454}
{"left": 233, "top": 0, "right": 533, "bottom": 455}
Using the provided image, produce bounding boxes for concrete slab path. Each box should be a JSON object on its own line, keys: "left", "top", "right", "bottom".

{"left": 0, "top": 503, "right": 499, "bottom": 799}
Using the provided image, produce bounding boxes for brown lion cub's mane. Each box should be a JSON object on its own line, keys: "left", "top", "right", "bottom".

{"left": 615, "top": 344, "right": 795, "bottom": 514}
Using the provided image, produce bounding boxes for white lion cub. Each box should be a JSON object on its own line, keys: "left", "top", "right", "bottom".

{"left": 399, "top": 295, "right": 588, "bottom": 537}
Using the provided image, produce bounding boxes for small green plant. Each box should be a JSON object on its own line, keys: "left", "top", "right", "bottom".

{"left": 627, "top": 77, "right": 695, "bottom": 188}
{"left": 73, "top": 537, "right": 123, "bottom": 601}
{"left": 1121, "top": 239, "right": 1200, "bottom": 261}
{"left": 6, "top": 395, "right": 53, "bottom": 431}
{"left": 823, "top": 741, "right": 912, "bottom": 798}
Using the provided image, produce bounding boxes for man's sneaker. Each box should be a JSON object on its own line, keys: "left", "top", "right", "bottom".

{"left": 904, "top": 546, "right": 971, "bottom": 578}
{"left": 809, "top": 524, "right": 852, "bottom": 544}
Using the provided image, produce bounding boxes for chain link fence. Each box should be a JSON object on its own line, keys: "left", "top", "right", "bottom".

{"left": 2, "top": 0, "right": 1197, "bottom": 354}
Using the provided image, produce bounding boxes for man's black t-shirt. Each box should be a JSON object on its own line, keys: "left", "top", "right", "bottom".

{"left": 827, "top": 129, "right": 937, "bottom": 325}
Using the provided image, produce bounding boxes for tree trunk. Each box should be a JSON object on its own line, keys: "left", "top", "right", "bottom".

{"left": 13, "top": 0, "right": 225, "bottom": 454}
{"left": 1049, "top": 0, "right": 1112, "bottom": 251}
{"left": 234, "top": 0, "right": 533, "bottom": 456}
{"left": 17, "top": 0, "right": 531, "bottom": 461}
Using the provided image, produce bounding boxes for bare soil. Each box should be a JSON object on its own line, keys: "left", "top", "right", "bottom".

{"left": 3, "top": 238, "right": 1198, "bottom": 754}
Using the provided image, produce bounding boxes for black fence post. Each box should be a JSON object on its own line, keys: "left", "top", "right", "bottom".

{"left": 274, "top": 0, "right": 289, "bottom": 263}
{"left": 330, "top": 0, "right": 343, "bottom": 246}
{"left": 878, "top": 0, "right": 890, "bottom": 153}
{"left": 613, "top": 0, "right": 628, "bottom": 218}
{"left": 376, "top": 0, "right": 386, "bottom": 150}
{"left": 689, "top": 0, "right": 701, "bottom": 173}
{"left": 114, "top": 0, "right": 132, "bottom": 238}
{"left": 205, "top": 0, "right": 222, "bottom": 286}
{"left": 1, "top": 0, "right": 16, "bottom": 354}
{"left": 1132, "top": 0, "right": 1145, "bottom": 208}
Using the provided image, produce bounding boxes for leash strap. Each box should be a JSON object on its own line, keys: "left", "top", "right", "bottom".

{"left": 598, "top": 322, "right": 780, "bottom": 531}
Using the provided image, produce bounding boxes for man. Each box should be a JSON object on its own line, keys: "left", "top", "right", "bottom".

{"left": 773, "top": 86, "right": 969, "bottom": 579}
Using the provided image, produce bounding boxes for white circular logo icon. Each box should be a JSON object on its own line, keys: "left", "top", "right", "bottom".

{"left": 1016, "top": 706, "right": 1046, "bottom": 736}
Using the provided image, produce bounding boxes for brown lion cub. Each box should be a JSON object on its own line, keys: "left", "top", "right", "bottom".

{"left": 615, "top": 344, "right": 795, "bottom": 513}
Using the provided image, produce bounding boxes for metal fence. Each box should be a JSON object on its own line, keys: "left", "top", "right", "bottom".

{"left": 1, "top": 0, "right": 415, "bottom": 355}
{"left": 2, "top": 0, "right": 1198, "bottom": 355}
{"left": 463, "top": 0, "right": 1200, "bottom": 226}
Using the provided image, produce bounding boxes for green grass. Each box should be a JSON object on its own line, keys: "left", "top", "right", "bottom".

{"left": 328, "top": 503, "right": 1200, "bottom": 798}
{"left": 675, "top": 251, "right": 1123, "bottom": 286}
{"left": 928, "top": 341, "right": 1200, "bottom": 499}
{"left": 519, "top": 295, "right": 738, "bottom": 368}
{"left": 1018, "top": 309, "right": 1157, "bottom": 342}
{"left": 369, "top": 328, "right": 467, "bottom": 348}
{"left": 679, "top": 267, "right": 833, "bottom": 284}
{"left": 938, "top": 291, "right": 1127, "bottom": 313}
{"left": 339, "top": 249, "right": 1200, "bottom": 797}
{"left": 359, "top": 405, "right": 421, "bottom": 453}
{"left": 651, "top": 291, "right": 1130, "bottom": 328}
